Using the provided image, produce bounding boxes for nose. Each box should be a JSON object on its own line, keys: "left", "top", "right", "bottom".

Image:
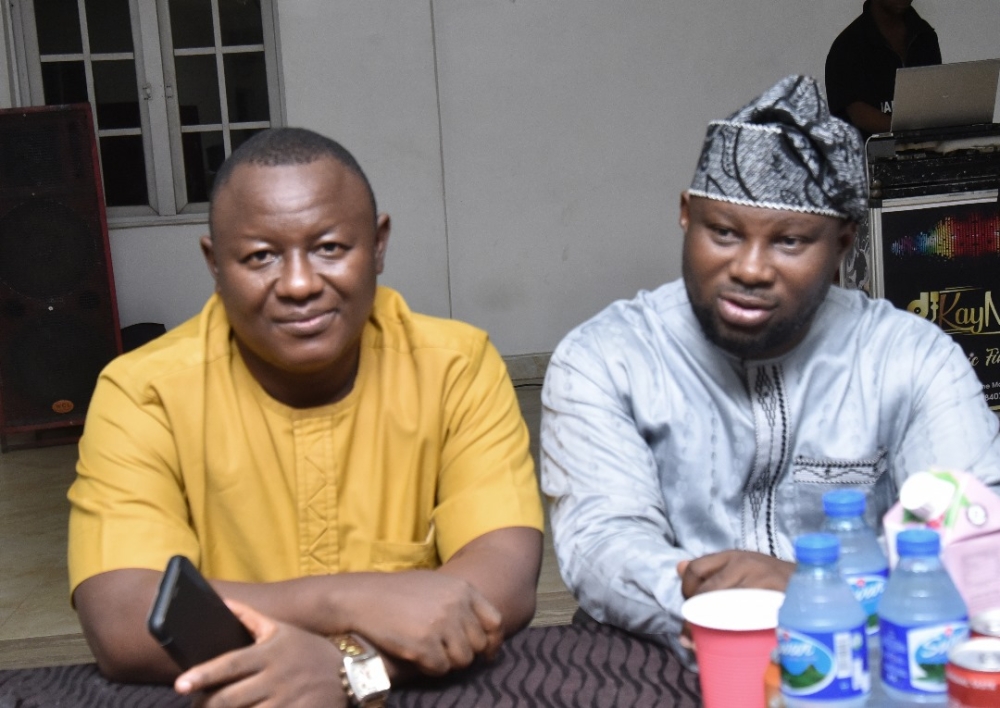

{"left": 729, "top": 240, "right": 775, "bottom": 286}
{"left": 275, "top": 251, "right": 323, "bottom": 300}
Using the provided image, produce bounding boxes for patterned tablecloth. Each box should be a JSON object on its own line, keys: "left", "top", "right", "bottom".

{"left": 0, "top": 613, "right": 702, "bottom": 708}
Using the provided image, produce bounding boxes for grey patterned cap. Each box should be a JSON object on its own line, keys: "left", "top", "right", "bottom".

{"left": 689, "top": 75, "right": 867, "bottom": 222}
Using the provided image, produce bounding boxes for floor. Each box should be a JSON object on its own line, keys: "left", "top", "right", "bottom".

{"left": 0, "top": 381, "right": 577, "bottom": 670}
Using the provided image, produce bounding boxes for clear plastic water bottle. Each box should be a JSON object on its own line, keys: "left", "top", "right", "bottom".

{"left": 778, "top": 533, "right": 870, "bottom": 707}
{"left": 878, "top": 528, "right": 969, "bottom": 704}
{"left": 822, "top": 489, "right": 888, "bottom": 641}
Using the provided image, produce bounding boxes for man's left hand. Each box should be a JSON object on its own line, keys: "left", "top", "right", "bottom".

{"left": 677, "top": 550, "right": 794, "bottom": 599}
{"left": 175, "top": 600, "right": 347, "bottom": 708}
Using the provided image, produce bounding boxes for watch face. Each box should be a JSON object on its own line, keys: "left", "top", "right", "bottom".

{"left": 347, "top": 656, "right": 390, "bottom": 698}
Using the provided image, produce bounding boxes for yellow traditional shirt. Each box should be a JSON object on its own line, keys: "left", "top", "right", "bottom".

{"left": 68, "top": 287, "right": 543, "bottom": 593}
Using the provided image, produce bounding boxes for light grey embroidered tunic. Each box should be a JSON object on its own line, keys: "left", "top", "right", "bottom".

{"left": 541, "top": 279, "right": 1000, "bottom": 656}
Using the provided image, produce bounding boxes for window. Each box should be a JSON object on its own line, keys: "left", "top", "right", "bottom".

{"left": 10, "top": 0, "right": 283, "bottom": 220}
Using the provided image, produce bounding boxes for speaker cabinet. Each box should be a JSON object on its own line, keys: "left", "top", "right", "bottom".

{"left": 0, "top": 104, "right": 121, "bottom": 452}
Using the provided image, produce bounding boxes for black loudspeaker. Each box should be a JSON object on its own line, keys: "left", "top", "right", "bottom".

{"left": 0, "top": 104, "right": 121, "bottom": 452}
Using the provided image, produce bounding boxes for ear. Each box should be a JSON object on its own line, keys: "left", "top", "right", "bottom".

{"left": 679, "top": 191, "right": 691, "bottom": 233}
{"left": 835, "top": 220, "right": 857, "bottom": 261}
{"left": 830, "top": 220, "right": 857, "bottom": 282}
{"left": 373, "top": 213, "right": 391, "bottom": 275}
{"left": 200, "top": 235, "right": 221, "bottom": 292}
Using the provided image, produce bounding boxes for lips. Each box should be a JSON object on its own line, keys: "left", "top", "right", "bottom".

{"left": 273, "top": 310, "right": 336, "bottom": 336}
{"left": 717, "top": 293, "right": 777, "bottom": 328}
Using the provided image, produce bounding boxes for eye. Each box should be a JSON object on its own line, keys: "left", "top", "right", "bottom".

{"left": 710, "top": 224, "right": 738, "bottom": 242}
{"left": 775, "top": 234, "right": 811, "bottom": 252}
{"left": 317, "top": 241, "right": 347, "bottom": 257}
{"left": 244, "top": 249, "right": 275, "bottom": 265}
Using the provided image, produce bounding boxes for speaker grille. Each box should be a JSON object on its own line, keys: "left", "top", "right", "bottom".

{"left": 0, "top": 200, "right": 97, "bottom": 299}
{"left": 1, "top": 314, "right": 114, "bottom": 417}
{"left": 0, "top": 112, "right": 88, "bottom": 189}
{"left": 0, "top": 105, "right": 120, "bottom": 437}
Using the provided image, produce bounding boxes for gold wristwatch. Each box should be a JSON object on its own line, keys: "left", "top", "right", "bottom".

{"left": 330, "top": 633, "right": 390, "bottom": 707}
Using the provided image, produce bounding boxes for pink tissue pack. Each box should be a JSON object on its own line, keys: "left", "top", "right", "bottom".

{"left": 883, "top": 469, "right": 1000, "bottom": 617}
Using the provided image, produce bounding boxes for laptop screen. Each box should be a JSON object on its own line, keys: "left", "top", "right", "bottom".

{"left": 890, "top": 59, "right": 1000, "bottom": 133}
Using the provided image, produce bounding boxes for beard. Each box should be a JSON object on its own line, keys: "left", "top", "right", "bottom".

{"left": 687, "top": 285, "right": 829, "bottom": 360}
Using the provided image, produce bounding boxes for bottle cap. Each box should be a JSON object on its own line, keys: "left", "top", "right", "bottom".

{"left": 896, "top": 528, "right": 941, "bottom": 557}
{"left": 899, "top": 471, "right": 956, "bottom": 521}
{"left": 794, "top": 533, "right": 840, "bottom": 565}
{"left": 823, "top": 489, "right": 866, "bottom": 518}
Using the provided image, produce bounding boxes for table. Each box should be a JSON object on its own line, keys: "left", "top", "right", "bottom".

{"left": 0, "top": 613, "right": 703, "bottom": 707}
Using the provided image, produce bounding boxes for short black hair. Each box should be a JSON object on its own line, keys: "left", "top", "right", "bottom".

{"left": 209, "top": 127, "right": 377, "bottom": 232}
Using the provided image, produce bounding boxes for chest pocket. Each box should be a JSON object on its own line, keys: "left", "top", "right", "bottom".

{"left": 370, "top": 524, "right": 438, "bottom": 572}
{"left": 791, "top": 447, "right": 888, "bottom": 486}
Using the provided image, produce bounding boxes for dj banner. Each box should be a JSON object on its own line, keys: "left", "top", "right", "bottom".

{"left": 876, "top": 198, "right": 1000, "bottom": 410}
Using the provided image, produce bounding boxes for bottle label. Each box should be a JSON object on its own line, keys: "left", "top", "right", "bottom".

{"left": 880, "top": 619, "right": 969, "bottom": 694}
{"left": 777, "top": 626, "right": 869, "bottom": 701}
{"left": 844, "top": 570, "right": 888, "bottom": 635}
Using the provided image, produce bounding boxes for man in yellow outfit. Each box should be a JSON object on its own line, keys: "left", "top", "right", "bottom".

{"left": 68, "top": 127, "right": 544, "bottom": 708}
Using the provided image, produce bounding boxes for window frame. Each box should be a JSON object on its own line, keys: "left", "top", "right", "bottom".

{"left": 8, "top": 0, "right": 284, "bottom": 225}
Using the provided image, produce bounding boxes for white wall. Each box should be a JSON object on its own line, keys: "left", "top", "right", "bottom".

{"left": 109, "top": 223, "right": 214, "bottom": 329}
{"left": 5, "top": 1, "right": 1000, "bottom": 347}
{"left": 920, "top": 1, "right": 1000, "bottom": 63}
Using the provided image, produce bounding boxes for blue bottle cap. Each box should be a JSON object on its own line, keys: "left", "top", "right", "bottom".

{"left": 794, "top": 533, "right": 840, "bottom": 565}
{"left": 823, "top": 489, "right": 866, "bottom": 518}
{"left": 896, "top": 528, "right": 941, "bottom": 557}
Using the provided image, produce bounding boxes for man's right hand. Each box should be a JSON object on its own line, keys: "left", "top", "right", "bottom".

{"left": 677, "top": 550, "right": 794, "bottom": 599}
{"left": 175, "top": 599, "right": 346, "bottom": 708}
{"left": 340, "top": 570, "right": 503, "bottom": 676}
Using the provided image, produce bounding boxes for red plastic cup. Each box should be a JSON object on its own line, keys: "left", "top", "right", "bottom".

{"left": 681, "top": 588, "right": 784, "bottom": 708}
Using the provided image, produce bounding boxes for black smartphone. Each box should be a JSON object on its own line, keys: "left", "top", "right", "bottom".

{"left": 147, "top": 555, "right": 254, "bottom": 669}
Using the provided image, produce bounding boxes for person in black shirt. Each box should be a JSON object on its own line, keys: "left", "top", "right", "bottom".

{"left": 825, "top": 0, "right": 941, "bottom": 138}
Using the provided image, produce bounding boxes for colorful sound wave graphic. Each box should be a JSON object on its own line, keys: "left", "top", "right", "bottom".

{"left": 889, "top": 211, "right": 1000, "bottom": 260}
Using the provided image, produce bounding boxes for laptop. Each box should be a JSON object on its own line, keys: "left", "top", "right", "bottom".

{"left": 890, "top": 58, "right": 1000, "bottom": 132}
